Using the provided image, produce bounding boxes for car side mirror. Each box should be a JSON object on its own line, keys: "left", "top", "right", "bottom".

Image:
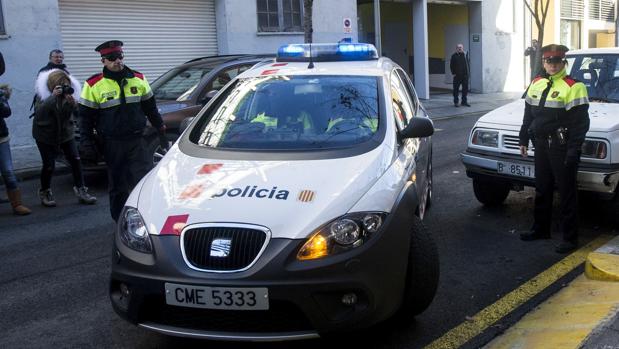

{"left": 179, "top": 117, "right": 195, "bottom": 134}
{"left": 400, "top": 117, "right": 434, "bottom": 139}
{"left": 200, "top": 89, "right": 219, "bottom": 106}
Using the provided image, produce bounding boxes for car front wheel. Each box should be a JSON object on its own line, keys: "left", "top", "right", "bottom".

{"left": 399, "top": 216, "right": 439, "bottom": 316}
{"left": 472, "top": 178, "right": 510, "bottom": 206}
{"left": 145, "top": 134, "right": 176, "bottom": 166}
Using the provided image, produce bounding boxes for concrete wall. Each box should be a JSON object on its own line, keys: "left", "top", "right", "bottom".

{"left": 0, "top": 0, "right": 62, "bottom": 148}
{"left": 479, "top": 0, "right": 527, "bottom": 92}
{"left": 216, "top": 0, "right": 357, "bottom": 54}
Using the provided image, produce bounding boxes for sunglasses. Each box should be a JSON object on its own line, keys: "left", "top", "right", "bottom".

{"left": 104, "top": 53, "right": 124, "bottom": 61}
{"left": 544, "top": 57, "right": 563, "bottom": 64}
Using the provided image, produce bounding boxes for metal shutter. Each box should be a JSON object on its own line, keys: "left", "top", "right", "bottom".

{"left": 589, "top": 0, "right": 614, "bottom": 21}
{"left": 58, "top": 0, "right": 218, "bottom": 82}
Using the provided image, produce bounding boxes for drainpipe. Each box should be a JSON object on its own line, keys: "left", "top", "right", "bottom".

{"left": 374, "top": 0, "right": 382, "bottom": 54}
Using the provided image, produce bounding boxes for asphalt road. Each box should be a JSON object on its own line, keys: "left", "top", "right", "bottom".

{"left": 0, "top": 112, "right": 613, "bottom": 348}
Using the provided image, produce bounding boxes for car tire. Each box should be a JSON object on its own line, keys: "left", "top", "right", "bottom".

{"left": 472, "top": 178, "right": 510, "bottom": 206}
{"left": 399, "top": 216, "right": 439, "bottom": 316}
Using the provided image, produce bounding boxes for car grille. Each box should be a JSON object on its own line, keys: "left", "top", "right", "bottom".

{"left": 140, "top": 297, "right": 314, "bottom": 333}
{"left": 502, "top": 134, "right": 535, "bottom": 152}
{"left": 183, "top": 226, "right": 267, "bottom": 271}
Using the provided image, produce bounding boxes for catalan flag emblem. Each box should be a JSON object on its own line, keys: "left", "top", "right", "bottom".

{"left": 297, "top": 190, "right": 316, "bottom": 203}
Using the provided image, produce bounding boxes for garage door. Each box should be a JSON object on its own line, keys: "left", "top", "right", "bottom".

{"left": 59, "top": 0, "right": 218, "bottom": 83}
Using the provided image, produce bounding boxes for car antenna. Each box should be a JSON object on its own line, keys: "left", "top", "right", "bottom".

{"left": 308, "top": 40, "right": 314, "bottom": 69}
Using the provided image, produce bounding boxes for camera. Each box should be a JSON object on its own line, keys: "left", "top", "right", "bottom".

{"left": 61, "top": 84, "right": 74, "bottom": 95}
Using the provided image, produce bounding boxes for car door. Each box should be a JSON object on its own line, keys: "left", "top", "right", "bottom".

{"left": 391, "top": 69, "right": 430, "bottom": 217}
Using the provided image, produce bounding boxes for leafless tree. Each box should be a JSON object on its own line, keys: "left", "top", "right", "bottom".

{"left": 523, "top": 0, "right": 550, "bottom": 79}
{"left": 304, "top": 0, "right": 313, "bottom": 43}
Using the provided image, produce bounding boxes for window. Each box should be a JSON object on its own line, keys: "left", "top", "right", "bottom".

{"left": 390, "top": 71, "right": 415, "bottom": 130}
{"left": 560, "top": 19, "right": 581, "bottom": 49}
{"left": 257, "top": 0, "right": 304, "bottom": 33}
{"left": 192, "top": 75, "right": 380, "bottom": 150}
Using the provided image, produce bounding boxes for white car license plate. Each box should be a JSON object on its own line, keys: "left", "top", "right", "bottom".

{"left": 165, "top": 283, "right": 269, "bottom": 310}
{"left": 497, "top": 161, "right": 535, "bottom": 178}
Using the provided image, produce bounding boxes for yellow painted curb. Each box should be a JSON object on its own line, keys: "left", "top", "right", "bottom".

{"left": 585, "top": 235, "right": 619, "bottom": 282}
{"left": 585, "top": 252, "right": 619, "bottom": 282}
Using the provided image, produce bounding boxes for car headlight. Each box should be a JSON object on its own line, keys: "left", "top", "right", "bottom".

{"left": 297, "top": 212, "right": 386, "bottom": 261}
{"left": 118, "top": 207, "right": 153, "bottom": 253}
{"left": 471, "top": 129, "right": 499, "bottom": 148}
{"left": 581, "top": 140, "right": 607, "bottom": 159}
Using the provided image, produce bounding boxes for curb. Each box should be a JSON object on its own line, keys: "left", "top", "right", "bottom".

{"left": 585, "top": 235, "right": 619, "bottom": 282}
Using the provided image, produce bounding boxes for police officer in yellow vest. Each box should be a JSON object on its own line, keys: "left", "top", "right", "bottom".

{"left": 518, "top": 44, "right": 590, "bottom": 253}
{"left": 79, "top": 40, "right": 165, "bottom": 221}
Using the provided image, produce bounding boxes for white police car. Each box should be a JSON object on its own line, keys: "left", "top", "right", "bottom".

{"left": 462, "top": 48, "right": 619, "bottom": 224}
{"left": 110, "top": 43, "right": 438, "bottom": 341}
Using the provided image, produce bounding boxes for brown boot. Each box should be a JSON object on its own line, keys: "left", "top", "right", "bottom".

{"left": 7, "top": 189, "right": 31, "bottom": 215}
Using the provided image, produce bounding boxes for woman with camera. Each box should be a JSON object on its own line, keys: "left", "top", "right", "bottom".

{"left": 33, "top": 69, "right": 96, "bottom": 206}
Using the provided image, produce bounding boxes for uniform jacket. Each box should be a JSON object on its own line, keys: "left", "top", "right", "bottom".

{"left": 79, "top": 66, "right": 163, "bottom": 141}
{"left": 450, "top": 51, "right": 469, "bottom": 77}
{"left": 32, "top": 69, "right": 81, "bottom": 145}
{"left": 519, "top": 67, "right": 590, "bottom": 153}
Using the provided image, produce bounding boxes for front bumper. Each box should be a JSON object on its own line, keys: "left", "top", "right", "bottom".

{"left": 461, "top": 150, "right": 619, "bottom": 195}
{"left": 110, "top": 208, "right": 414, "bottom": 341}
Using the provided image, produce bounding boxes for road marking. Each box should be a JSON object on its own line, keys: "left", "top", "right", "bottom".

{"left": 424, "top": 235, "right": 613, "bottom": 349}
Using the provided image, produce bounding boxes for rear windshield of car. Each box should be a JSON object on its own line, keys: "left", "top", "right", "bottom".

{"left": 152, "top": 66, "right": 214, "bottom": 101}
{"left": 190, "top": 75, "right": 380, "bottom": 151}
{"left": 567, "top": 54, "right": 619, "bottom": 102}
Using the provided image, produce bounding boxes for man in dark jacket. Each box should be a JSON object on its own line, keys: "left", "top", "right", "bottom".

{"left": 79, "top": 40, "right": 165, "bottom": 221}
{"left": 450, "top": 43, "right": 470, "bottom": 107}
{"left": 38, "top": 49, "right": 69, "bottom": 74}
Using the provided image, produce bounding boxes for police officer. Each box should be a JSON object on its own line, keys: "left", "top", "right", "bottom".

{"left": 518, "top": 44, "right": 590, "bottom": 254}
{"left": 79, "top": 40, "right": 165, "bottom": 221}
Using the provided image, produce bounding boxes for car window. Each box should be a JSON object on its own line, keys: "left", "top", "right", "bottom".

{"left": 201, "top": 64, "right": 253, "bottom": 98}
{"left": 395, "top": 69, "right": 419, "bottom": 114}
{"left": 567, "top": 54, "right": 619, "bottom": 102}
{"left": 192, "top": 75, "right": 380, "bottom": 150}
{"left": 390, "top": 71, "right": 415, "bottom": 130}
{"left": 153, "top": 66, "right": 214, "bottom": 101}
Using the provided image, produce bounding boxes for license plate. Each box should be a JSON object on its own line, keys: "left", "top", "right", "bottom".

{"left": 497, "top": 161, "right": 535, "bottom": 178}
{"left": 165, "top": 283, "right": 269, "bottom": 310}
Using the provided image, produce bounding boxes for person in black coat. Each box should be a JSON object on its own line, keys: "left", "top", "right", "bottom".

{"left": 33, "top": 69, "right": 96, "bottom": 207}
{"left": 450, "top": 43, "right": 470, "bottom": 107}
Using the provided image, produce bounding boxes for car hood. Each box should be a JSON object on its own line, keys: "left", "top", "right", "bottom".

{"left": 477, "top": 99, "right": 619, "bottom": 132}
{"left": 157, "top": 100, "right": 192, "bottom": 114}
{"left": 137, "top": 144, "right": 394, "bottom": 239}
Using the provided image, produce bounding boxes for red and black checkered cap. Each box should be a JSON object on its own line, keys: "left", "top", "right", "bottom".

{"left": 541, "top": 44, "right": 569, "bottom": 59}
{"left": 95, "top": 40, "right": 124, "bottom": 56}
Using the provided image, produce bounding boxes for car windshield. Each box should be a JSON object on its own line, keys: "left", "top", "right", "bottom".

{"left": 192, "top": 75, "right": 380, "bottom": 150}
{"left": 567, "top": 54, "right": 619, "bottom": 102}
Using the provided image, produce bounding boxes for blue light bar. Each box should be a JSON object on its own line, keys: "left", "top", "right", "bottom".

{"left": 276, "top": 43, "right": 378, "bottom": 62}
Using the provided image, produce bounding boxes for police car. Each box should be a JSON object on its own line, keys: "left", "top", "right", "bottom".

{"left": 462, "top": 47, "right": 619, "bottom": 224}
{"left": 110, "top": 43, "right": 438, "bottom": 340}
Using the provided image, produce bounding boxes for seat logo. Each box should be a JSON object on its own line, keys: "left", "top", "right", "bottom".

{"left": 210, "top": 238, "right": 232, "bottom": 257}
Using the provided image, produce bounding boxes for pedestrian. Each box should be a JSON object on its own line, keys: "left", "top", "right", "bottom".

{"left": 33, "top": 69, "right": 96, "bottom": 206}
{"left": 0, "top": 82, "right": 32, "bottom": 215}
{"left": 79, "top": 40, "right": 166, "bottom": 221}
{"left": 525, "top": 39, "right": 541, "bottom": 80}
{"left": 518, "top": 44, "right": 590, "bottom": 254}
{"left": 450, "top": 43, "right": 470, "bottom": 107}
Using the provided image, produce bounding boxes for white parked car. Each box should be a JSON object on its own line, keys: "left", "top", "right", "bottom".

{"left": 462, "top": 47, "right": 619, "bottom": 223}
{"left": 110, "top": 43, "right": 438, "bottom": 341}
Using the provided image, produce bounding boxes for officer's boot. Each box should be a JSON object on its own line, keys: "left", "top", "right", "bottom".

{"left": 7, "top": 189, "right": 31, "bottom": 215}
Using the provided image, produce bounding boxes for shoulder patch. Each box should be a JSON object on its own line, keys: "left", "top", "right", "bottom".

{"left": 86, "top": 73, "right": 104, "bottom": 87}
{"left": 132, "top": 71, "right": 144, "bottom": 80}
{"left": 563, "top": 76, "right": 577, "bottom": 87}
